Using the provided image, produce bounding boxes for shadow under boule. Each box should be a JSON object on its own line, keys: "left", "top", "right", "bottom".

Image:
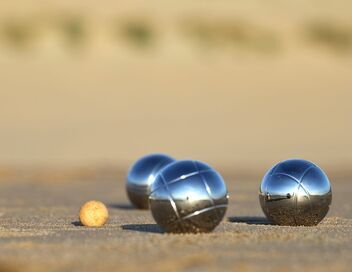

{"left": 107, "top": 203, "right": 135, "bottom": 210}
{"left": 122, "top": 224, "right": 164, "bottom": 234}
{"left": 228, "top": 216, "right": 271, "bottom": 225}
{"left": 71, "top": 221, "right": 83, "bottom": 226}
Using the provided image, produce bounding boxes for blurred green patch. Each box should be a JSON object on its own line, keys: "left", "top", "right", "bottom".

{"left": 181, "top": 19, "right": 279, "bottom": 53}
{"left": 117, "top": 19, "right": 155, "bottom": 49}
{"left": 304, "top": 20, "right": 352, "bottom": 53}
{"left": 0, "top": 20, "right": 37, "bottom": 50}
{"left": 58, "top": 16, "right": 87, "bottom": 48}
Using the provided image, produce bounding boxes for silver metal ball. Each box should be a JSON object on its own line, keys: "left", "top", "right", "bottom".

{"left": 126, "top": 154, "right": 175, "bottom": 209}
{"left": 149, "top": 160, "right": 229, "bottom": 233}
{"left": 259, "top": 159, "right": 332, "bottom": 226}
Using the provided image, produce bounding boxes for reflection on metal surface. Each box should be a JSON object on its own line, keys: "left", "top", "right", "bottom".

{"left": 259, "top": 159, "right": 332, "bottom": 226}
{"left": 126, "top": 154, "right": 175, "bottom": 209}
{"left": 149, "top": 160, "right": 229, "bottom": 233}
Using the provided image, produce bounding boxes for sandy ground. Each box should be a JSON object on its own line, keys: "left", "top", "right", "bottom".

{"left": 0, "top": 168, "right": 351, "bottom": 272}
{"left": 0, "top": 2, "right": 351, "bottom": 271}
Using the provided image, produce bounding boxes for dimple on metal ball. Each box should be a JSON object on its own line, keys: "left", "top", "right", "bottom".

{"left": 149, "top": 160, "right": 229, "bottom": 233}
{"left": 259, "top": 159, "right": 332, "bottom": 226}
{"left": 126, "top": 153, "right": 175, "bottom": 209}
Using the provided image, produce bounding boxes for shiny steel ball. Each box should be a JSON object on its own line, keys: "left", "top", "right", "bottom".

{"left": 149, "top": 160, "right": 229, "bottom": 233}
{"left": 126, "top": 154, "right": 175, "bottom": 209}
{"left": 259, "top": 159, "right": 332, "bottom": 226}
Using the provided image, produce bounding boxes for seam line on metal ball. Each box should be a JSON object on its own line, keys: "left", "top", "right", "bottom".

{"left": 159, "top": 172, "right": 182, "bottom": 221}
{"left": 296, "top": 166, "right": 315, "bottom": 221}
{"left": 150, "top": 169, "right": 214, "bottom": 193}
{"left": 271, "top": 172, "right": 312, "bottom": 198}
{"left": 270, "top": 164, "right": 280, "bottom": 176}
{"left": 150, "top": 159, "right": 169, "bottom": 180}
{"left": 272, "top": 171, "right": 313, "bottom": 224}
{"left": 192, "top": 161, "right": 221, "bottom": 222}
{"left": 299, "top": 165, "right": 316, "bottom": 181}
{"left": 179, "top": 204, "right": 228, "bottom": 221}
{"left": 294, "top": 165, "right": 314, "bottom": 225}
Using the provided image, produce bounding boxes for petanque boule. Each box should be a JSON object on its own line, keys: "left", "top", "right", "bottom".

{"left": 259, "top": 159, "right": 332, "bottom": 226}
{"left": 149, "top": 160, "right": 229, "bottom": 233}
{"left": 126, "top": 153, "right": 175, "bottom": 209}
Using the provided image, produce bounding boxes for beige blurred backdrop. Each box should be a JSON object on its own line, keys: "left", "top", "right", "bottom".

{"left": 0, "top": 0, "right": 351, "bottom": 171}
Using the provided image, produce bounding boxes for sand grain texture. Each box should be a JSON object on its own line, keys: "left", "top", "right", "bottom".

{"left": 0, "top": 168, "right": 351, "bottom": 271}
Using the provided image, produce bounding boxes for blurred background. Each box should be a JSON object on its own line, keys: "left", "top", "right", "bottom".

{"left": 0, "top": 0, "right": 351, "bottom": 175}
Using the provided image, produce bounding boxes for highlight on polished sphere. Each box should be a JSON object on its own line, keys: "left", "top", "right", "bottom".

{"left": 126, "top": 153, "right": 175, "bottom": 209}
{"left": 259, "top": 159, "right": 332, "bottom": 226}
{"left": 149, "top": 160, "right": 229, "bottom": 233}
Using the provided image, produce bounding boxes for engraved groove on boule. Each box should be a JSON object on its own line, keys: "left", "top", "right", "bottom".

{"left": 259, "top": 159, "right": 332, "bottom": 226}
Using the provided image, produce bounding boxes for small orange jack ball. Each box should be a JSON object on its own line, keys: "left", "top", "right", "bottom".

{"left": 79, "top": 200, "right": 109, "bottom": 227}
